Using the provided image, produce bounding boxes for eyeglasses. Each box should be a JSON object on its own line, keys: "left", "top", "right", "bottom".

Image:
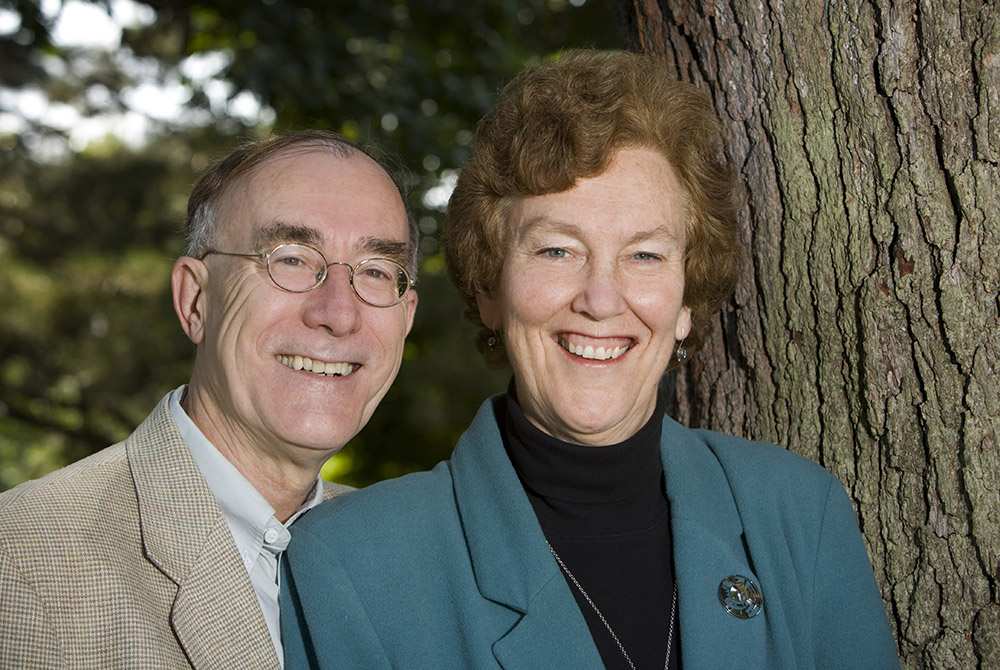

{"left": 202, "top": 243, "right": 414, "bottom": 307}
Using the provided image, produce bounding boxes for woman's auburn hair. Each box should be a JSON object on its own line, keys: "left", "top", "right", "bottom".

{"left": 444, "top": 49, "right": 743, "bottom": 366}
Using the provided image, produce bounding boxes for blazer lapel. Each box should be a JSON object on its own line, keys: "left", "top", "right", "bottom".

{"left": 450, "top": 397, "right": 604, "bottom": 670}
{"left": 491, "top": 578, "right": 604, "bottom": 669}
{"left": 127, "top": 397, "right": 279, "bottom": 670}
{"left": 659, "top": 417, "right": 768, "bottom": 665}
{"left": 170, "top": 521, "right": 278, "bottom": 668}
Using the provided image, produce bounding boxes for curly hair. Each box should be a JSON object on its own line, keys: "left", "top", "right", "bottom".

{"left": 444, "top": 49, "right": 742, "bottom": 366}
{"left": 185, "top": 129, "right": 419, "bottom": 277}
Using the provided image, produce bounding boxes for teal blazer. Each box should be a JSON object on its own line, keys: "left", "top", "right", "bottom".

{"left": 282, "top": 396, "right": 899, "bottom": 669}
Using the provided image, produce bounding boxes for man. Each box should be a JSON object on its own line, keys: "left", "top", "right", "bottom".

{"left": 0, "top": 130, "right": 419, "bottom": 669}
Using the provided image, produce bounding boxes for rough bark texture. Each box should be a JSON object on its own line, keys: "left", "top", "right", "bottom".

{"left": 616, "top": 0, "right": 1000, "bottom": 667}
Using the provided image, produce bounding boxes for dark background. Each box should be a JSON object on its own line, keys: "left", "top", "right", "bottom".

{"left": 0, "top": 0, "right": 620, "bottom": 489}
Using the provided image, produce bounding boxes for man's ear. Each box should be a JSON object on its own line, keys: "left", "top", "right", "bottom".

{"left": 475, "top": 293, "right": 500, "bottom": 330}
{"left": 172, "top": 256, "right": 209, "bottom": 345}
{"left": 403, "top": 288, "right": 418, "bottom": 337}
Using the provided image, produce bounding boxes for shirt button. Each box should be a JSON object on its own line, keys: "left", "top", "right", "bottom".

{"left": 264, "top": 528, "right": 280, "bottom": 544}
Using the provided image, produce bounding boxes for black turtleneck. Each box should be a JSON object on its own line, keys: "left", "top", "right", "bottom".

{"left": 502, "top": 393, "right": 681, "bottom": 670}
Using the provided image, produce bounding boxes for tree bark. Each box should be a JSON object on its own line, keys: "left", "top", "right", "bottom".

{"left": 617, "top": 0, "right": 1000, "bottom": 667}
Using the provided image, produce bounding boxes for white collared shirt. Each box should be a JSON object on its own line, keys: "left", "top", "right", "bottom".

{"left": 168, "top": 386, "right": 323, "bottom": 667}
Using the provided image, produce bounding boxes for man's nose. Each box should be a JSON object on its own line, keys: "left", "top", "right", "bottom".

{"left": 301, "top": 263, "right": 363, "bottom": 335}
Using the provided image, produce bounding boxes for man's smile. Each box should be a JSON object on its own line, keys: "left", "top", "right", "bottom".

{"left": 276, "top": 354, "right": 358, "bottom": 377}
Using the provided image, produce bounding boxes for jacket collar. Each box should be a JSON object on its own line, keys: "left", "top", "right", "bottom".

{"left": 126, "top": 395, "right": 280, "bottom": 670}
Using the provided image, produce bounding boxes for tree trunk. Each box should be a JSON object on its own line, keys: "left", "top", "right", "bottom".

{"left": 616, "top": 0, "right": 1000, "bottom": 667}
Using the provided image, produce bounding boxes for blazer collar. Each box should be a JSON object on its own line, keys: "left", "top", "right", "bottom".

{"left": 126, "top": 395, "right": 280, "bottom": 670}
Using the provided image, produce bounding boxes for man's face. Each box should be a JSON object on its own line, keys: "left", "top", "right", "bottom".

{"left": 179, "top": 149, "right": 417, "bottom": 465}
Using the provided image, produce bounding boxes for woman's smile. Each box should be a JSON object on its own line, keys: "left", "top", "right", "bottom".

{"left": 557, "top": 336, "right": 634, "bottom": 361}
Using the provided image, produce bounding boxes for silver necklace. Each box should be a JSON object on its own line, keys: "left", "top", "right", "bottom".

{"left": 547, "top": 541, "right": 677, "bottom": 670}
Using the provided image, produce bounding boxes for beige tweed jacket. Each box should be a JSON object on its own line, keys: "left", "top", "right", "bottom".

{"left": 0, "top": 394, "right": 352, "bottom": 669}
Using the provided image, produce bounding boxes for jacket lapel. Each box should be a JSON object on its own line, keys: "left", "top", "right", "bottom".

{"left": 491, "top": 579, "right": 604, "bottom": 669}
{"left": 450, "top": 397, "right": 604, "bottom": 670}
{"left": 170, "top": 521, "right": 279, "bottom": 668}
{"left": 127, "top": 397, "right": 279, "bottom": 670}
{"left": 659, "top": 417, "right": 768, "bottom": 665}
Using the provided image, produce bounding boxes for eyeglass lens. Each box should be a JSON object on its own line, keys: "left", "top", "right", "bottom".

{"left": 266, "top": 244, "right": 408, "bottom": 306}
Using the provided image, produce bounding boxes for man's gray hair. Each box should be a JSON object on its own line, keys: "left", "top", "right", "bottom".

{"left": 184, "top": 130, "right": 419, "bottom": 278}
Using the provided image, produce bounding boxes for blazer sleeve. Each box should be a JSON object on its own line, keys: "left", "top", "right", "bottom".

{"left": 280, "top": 527, "right": 391, "bottom": 670}
{"left": 812, "top": 480, "right": 900, "bottom": 669}
{"left": 0, "top": 544, "right": 63, "bottom": 669}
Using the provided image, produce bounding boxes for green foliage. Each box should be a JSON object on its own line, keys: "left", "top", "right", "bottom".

{"left": 0, "top": 0, "right": 620, "bottom": 489}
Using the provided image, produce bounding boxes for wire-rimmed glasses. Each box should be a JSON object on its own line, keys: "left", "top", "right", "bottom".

{"left": 202, "top": 243, "right": 413, "bottom": 307}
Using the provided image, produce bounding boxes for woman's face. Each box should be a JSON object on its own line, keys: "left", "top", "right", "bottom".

{"left": 477, "top": 147, "right": 691, "bottom": 446}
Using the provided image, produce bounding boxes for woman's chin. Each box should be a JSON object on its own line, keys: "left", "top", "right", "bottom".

{"left": 542, "top": 399, "right": 655, "bottom": 446}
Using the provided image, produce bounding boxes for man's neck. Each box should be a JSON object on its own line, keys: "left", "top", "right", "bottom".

{"left": 179, "top": 385, "right": 329, "bottom": 523}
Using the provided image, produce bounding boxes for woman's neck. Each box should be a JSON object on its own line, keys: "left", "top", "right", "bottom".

{"left": 502, "top": 391, "right": 667, "bottom": 536}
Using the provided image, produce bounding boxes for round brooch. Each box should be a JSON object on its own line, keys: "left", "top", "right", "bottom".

{"left": 718, "top": 574, "right": 763, "bottom": 619}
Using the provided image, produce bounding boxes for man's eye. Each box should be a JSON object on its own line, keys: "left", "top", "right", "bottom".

{"left": 543, "top": 248, "right": 568, "bottom": 258}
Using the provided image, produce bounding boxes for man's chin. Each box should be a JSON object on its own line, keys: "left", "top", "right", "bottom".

{"left": 275, "top": 412, "right": 365, "bottom": 454}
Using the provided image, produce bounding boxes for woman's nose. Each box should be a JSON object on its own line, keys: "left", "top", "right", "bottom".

{"left": 570, "top": 261, "right": 627, "bottom": 321}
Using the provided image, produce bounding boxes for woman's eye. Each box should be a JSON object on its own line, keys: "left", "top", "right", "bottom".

{"left": 543, "top": 248, "right": 569, "bottom": 258}
{"left": 633, "top": 252, "right": 662, "bottom": 262}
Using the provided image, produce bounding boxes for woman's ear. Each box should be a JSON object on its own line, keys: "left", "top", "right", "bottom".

{"left": 172, "top": 256, "right": 209, "bottom": 345}
{"left": 675, "top": 306, "right": 692, "bottom": 342}
{"left": 476, "top": 293, "right": 501, "bottom": 330}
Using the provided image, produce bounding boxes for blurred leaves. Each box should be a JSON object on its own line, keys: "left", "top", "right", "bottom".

{"left": 0, "top": 0, "right": 619, "bottom": 489}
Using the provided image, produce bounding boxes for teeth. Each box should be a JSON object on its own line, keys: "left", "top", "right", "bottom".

{"left": 277, "top": 355, "right": 355, "bottom": 377}
{"left": 562, "top": 340, "right": 630, "bottom": 361}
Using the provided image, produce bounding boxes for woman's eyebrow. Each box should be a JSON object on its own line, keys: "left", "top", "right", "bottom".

{"left": 624, "top": 226, "right": 685, "bottom": 247}
{"left": 514, "top": 216, "right": 582, "bottom": 243}
{"left": 516, "top": 215, "right": 682, "bottom": 246}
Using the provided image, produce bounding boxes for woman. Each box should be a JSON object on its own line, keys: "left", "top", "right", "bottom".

{"left": 281, "top": 50, "right": 899, "bottom": 669}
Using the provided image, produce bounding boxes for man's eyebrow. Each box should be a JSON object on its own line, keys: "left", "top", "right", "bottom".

{"left": 251, "top": 222, "right": 321, "bottom": 250}
{"left": 359, "top": 236, "right": 409, "bottom": 263}
{"left": 251, "top": 224, "right": 409, "bottom": 263}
